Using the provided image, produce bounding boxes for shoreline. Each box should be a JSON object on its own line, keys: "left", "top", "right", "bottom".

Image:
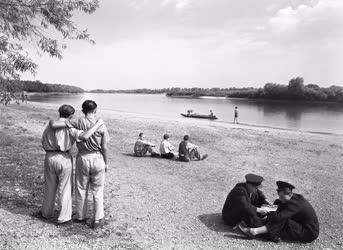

{"left": 27, "top": 101, "right": 343, "bottom": 137}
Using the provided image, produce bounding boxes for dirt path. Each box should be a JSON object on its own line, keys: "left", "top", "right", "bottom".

{"left": 0, "top": 104, "right": 342, "bottom": 249}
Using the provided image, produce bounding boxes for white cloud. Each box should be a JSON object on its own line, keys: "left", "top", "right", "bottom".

{"left": 161, "top": 0, "right": 192, "bottom": 9}
{"left": 267, "top": 0, "right": 343, "bottom": 45}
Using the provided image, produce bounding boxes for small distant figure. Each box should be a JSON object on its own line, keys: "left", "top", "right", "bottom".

{"left": 22, "top": 91, "right": 28, "bottom": 104}
{"left": 4, "top": 92, "right": 11, "bottom": 106}
{"left": 187, "top": 109, "right": 193, "bottom": 117}
{"left": 134, "top": 132, "right": 160, "bottom": 157}
{"left": 160, "top": 134, "right": 178, "bottom": 159}
{"left": 209, "top": 110, "right": 214, "bottom": 118}
{"left": 233, "top": 106, "right": 239, "bottom": 124}
{"left": 178, "top": 135, "right": 208, "bottom": 162}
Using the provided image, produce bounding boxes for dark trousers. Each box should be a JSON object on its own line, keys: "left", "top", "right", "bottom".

{"left": 266, "top": 219, "right": 317, "bottom": 243}
{"left": 161, "top": 152, "right": 175, "bottom": 159}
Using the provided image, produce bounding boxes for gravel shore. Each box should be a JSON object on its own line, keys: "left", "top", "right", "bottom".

{"left": 0, "top": 104, "right": 342, "bottom": 249}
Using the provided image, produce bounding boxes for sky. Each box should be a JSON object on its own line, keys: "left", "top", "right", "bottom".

{"left": 24, "top": 0, "right": 343, "bottom": 90}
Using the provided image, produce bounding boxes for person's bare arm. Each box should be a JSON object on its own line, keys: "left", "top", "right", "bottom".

{"left": 50, "top": 119, "right": 77, "bottom": 129}
{"left": 78, "top": 119, "right": 105, "bottom": 141}
{"left": 101, "top": 129, "right": 110, "bottom": 172}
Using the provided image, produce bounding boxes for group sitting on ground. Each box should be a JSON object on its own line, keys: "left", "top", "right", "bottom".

{"left": 222, "top": 174, "right": 319, "bottom": 243}
{"left": 134, "top": 133, "right": 208, "bottom": 162}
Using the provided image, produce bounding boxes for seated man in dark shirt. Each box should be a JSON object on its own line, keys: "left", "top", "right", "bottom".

{"left": 239, "top": 181, "right": 319, "bottom": 243}
{"left": 222, "top": 174, "right": 271, "bottom": 228}
{"left": 178, "top": 135, "right": 207, "bottom": 162}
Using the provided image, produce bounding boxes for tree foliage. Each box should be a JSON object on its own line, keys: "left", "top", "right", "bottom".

{"left": 159, "top": 77, "right": 343, "bottom": 102}
{"left": 0, "top": 0, "right": 98, "bottom": 79}
{"left": 0, "top": 79, "right": 84, "bottom": 93}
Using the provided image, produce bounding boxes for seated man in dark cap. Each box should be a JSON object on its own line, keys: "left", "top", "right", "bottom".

{"left": 222, "top": 174, "right": 271, "bottom": 228}
{"left": 238, "top": 181, "right": 319, "bottom": 243}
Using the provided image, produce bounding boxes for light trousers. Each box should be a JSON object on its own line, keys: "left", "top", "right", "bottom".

{"left": 75, "top": 151, "right": 105, "bottom": 221}
{"left": 41, "top": 152, "right": 72, "bottom": 223}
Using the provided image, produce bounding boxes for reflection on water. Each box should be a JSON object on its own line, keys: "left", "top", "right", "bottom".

{"left": 28, "top": 93, "right": 343, "bottom": 134}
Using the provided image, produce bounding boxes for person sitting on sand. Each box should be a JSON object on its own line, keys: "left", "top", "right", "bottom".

{"left": 41, "top": 104, "right": 104, "bottom": 225}
{"left": 238, "top": 181, "right": 319, "bottom": 243}
{"left": 160, "top": 134, "right": 178, "bottom": 159}
{"left": 222, "top": 174, "right": 271, "bottom": 229}
{"left": 134, "top": 132, "right": 160, "bottom": 157}
{"left": 178, "top": 135, "right": 208, "bottom": 162}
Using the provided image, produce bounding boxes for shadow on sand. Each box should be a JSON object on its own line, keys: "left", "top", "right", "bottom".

{"left": 198, "top": 213, "right": 251, "bottom": 240}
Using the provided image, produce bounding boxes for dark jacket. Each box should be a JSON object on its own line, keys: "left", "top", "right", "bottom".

{"left": 222, "top": 183, "right": 267, "bottom": 226}
{"left": 178, "top": 141, "right": 189, "bottom": 162}
{"left": 266, "top": 193, "right": 319, "bottom": 242}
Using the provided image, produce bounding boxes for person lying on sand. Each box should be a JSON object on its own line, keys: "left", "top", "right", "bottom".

{"left": 222, "top": 174, "right": 272, "bottom": 230}
{"left": 134, "top": 132, "right": 160, "bottom": 157}
{"left": 160, "top": 134, "right": 178, "bottom": 159}
{"left": 178, "top": 135, "right": 208, "bottom": 162}
{"left": 238, "top": 181, "right": 319, "bottom": 243}
{"left": 40, "top": 104, "right": 105, "bottom": 226}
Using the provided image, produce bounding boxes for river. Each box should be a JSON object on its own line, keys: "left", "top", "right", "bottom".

{"left": 28, "top": 93, "right": 343, "bottom": 134}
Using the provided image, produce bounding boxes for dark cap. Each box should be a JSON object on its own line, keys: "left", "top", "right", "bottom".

{"left": 245, "top": 173, "right": 264, "bottom": 185}
{"left": 163, "top": 134, "right": 169, "bottom": 139}
{"left": 276, "top": 181, "right": 295, "bottom": 191}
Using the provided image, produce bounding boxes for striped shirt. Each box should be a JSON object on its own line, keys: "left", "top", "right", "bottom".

{"left": 71, "top": 117, "right": 110, "bottom": 153}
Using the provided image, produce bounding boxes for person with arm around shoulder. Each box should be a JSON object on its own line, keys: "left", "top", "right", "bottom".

{"left": 40, "top": 104, "right": 104, "bottom": 225}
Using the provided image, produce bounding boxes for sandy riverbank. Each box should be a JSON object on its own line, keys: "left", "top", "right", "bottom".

{"left": 0, "top": 104, "right": 342, "bottom": 249}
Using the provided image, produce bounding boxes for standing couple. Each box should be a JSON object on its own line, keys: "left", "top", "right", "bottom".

{"left": 40, "top": 100, "right": 110, "bottom": 229}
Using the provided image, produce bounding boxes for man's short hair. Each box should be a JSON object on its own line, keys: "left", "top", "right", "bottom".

{"left": 183, "top": 135, "right": 189, "bottom": 141}
{"left": 58, "top": 104, "right": 75, "bottom": 118}
{"left": 163, "top": 134, "right": 169, "bottom": 140}
{"left": 139, "top": 132, "right": 144, "bottom": 137}
{"left": 82, "top": 100, "right": 97, "bottom": 114}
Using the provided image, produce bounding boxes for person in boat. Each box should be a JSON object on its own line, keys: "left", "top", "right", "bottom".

{"left": 209, "top": 110, "right": 214, "bottom": 118}
{"left": 222, "top": 174, "right": 271, "bottom": 228}
{"left": 187, "top": 109, "right": 193, "bottom": 117}
{"left": 160, "top": 134, "right": 178, "bottom": 159}
{"left": 238, "top": 181, "right": 319, "bottom": 243}
{"left": 134, "top": 132, "right": 160, "bottom": 157}
{"left": 178, "top": 135, "right": 208, "bottom": 162}
{"left": 234, "top": 106, "right": 239, "bottom": 124}
{"left": 41, "top": 104, "right": 105, "bottom": 225}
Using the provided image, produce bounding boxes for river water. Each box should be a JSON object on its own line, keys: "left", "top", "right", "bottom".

{"left": 28, "top": 93, "right": 343, "bottom": 134}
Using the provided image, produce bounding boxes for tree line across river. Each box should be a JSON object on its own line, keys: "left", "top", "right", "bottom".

{"left": 1, "top": 77, "right": 343, "bottom": 103}
{"left": 0, "top": 79, "right": 84, "bottom": 93}
{"left": 90, "top": 77, "right": 343, "bottom": 103}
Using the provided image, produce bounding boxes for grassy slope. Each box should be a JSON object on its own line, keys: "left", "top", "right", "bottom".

{"left": 0, "top": 104, "right": 342, "bottom": 249}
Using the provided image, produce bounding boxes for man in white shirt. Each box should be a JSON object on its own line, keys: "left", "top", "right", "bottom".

{"left": 160, "top": 134, "right": 178, "bottom": 159}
